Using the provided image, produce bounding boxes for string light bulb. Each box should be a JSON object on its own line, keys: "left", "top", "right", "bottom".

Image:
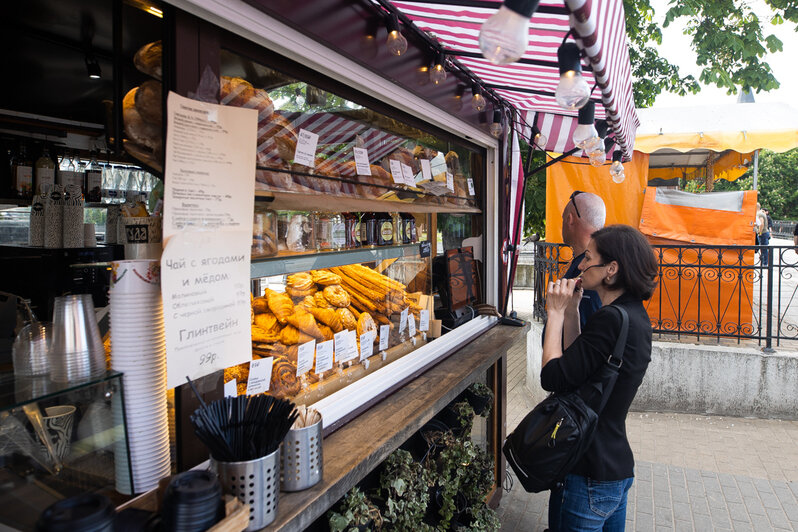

{"left": 386, "top": 14, "right": 408, "bottom": 56}
{"left": 471, "top": 84, "right": 487, "bottom": 112}
{"left": 610, "top": 150, "right": 625, "bottom": 183}
{"left": 531, "top": 126, "right": 547, "bottom": 150}
{"left": 430, "top": 51, "right": 447, "bottom": 85}
{"left": 490, "top": 110, "right": 503, "bottom": 138}
{"left": 589, "top": 153, "right": 605, "bottom": 167}
{"left": 572, "top": 101, "right": 599, "bottom": 149}
{"left": 479, "top": 0, "right": 541, "bottom": 65}
{"left": 555, "top": 42, "right": 591, "bottom": 110}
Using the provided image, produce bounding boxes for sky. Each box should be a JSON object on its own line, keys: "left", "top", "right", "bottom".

{"left": 650, "top": 0, "right": 798, "bottom": 109}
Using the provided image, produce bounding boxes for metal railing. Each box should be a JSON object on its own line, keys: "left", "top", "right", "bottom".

{"left": 529, "top": 242, "right": 798, "bottom": 348}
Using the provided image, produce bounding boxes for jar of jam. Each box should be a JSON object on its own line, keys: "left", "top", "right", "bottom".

{"left": 252, "top": 205, "right": 277, "bottom": 257}
{"left": 377, "top": 212, "right": 394, "bottom": 246}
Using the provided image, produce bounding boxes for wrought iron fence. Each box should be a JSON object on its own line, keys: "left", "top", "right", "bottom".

{"left": 531, "top": 242, "right": 798, "bottom": 348}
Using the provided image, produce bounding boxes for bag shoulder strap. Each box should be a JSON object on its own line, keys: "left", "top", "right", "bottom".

{"left": 606, "top": 305, "right": 629, "bottom": 368}
{"left": 580, "top": 304, "right": 629, "bottom": 413}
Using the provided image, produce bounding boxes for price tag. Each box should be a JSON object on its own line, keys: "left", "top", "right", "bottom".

{"left": 420, "top": 159, "right": 433, "bottom": 181}
{"left": 379, "top": 324, "right": 390, "bottom": 351}
{"left": 408, "top": 314, "right": 416, "bottom": 337}
{"left": 296, "top": 340, "right": 316, "bottom": 376}
{"left": 293, "top": 128, "right": 319, "bottom": 166}
{"left": 389, "top": 160, "right": 404, "bottom": 184}
{"left": 446, "top": 171, "right": 454, "bottom": 192}
{"left": 353, "top": 147, "right": 372, "bottom": 176}
{"left": 401, "top": 163, "right": 415, "bottom": 187}
{"left": 315, "top": 340, "right": 334, "bottom": 373}
{"left": 399, "top": 307, "right": 409, "bottom": 333}
{"left": 224, "top": 379, "right": 237, "bottom": 397}
{"left": 247, "top": 357, "right": 274, "bottom": 395}
{"left": 467, "top": 178, "right": 475, "bottom": 196}
{"left": 419, "top": 309, "right": 430, "bottom": 331}
{"left": 419, "top": 241, "right": 431, "bottom": 258}
{"left": 359, "top": 331, "right": 374, "bottom": 361}
{"left": 335, "top": 330, "right": 358, "bottom": 363}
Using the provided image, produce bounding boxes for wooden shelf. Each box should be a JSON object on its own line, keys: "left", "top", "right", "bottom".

{"left": 255, "top": 190, "right": 480, "bottom": 214}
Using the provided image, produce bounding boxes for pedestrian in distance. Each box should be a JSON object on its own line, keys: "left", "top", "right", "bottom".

{"left": 542, "top": 224, "right": 658, "bottom": 532}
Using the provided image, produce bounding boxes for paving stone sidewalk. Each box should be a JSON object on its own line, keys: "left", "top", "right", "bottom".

{"left": 497, "top": 301, "right": 798, "bottom": 531}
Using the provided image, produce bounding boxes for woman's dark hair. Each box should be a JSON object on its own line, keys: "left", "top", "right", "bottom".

{"left": 591, "top": 224, "right": 658, "bottom": 300}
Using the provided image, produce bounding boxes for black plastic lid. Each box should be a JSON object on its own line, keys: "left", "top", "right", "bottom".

{"left": 36, "top": 493, "right": 115, "bottom": 532}
{"left": 164, "top": 470, "right": 221, "bottom": 503}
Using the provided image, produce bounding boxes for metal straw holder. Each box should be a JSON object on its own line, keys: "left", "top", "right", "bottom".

{"left": 212, "top": 448, "right": 280, "bottom": 531}
{"left": 280, "top": 416, "right": 323, "bottom": 492}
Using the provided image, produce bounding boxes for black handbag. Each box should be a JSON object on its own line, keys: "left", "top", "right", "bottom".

{"left": 503, "top": 305, "right": 629, "bottom": 493}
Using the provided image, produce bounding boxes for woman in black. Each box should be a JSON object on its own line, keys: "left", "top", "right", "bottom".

{"left": 542, "top": 224, "right": 658, "bottom": 531}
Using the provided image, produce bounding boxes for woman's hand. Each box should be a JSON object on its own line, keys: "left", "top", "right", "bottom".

{"left": 546, "top": 278, "right": 581, "bottom": 315}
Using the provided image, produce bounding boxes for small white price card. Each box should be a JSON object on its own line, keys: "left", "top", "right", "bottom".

{"left": 379, "top": 324, "right": 390, "bottom": 351}
{"left": 353, "top": 147, "right": 372, "bottom": 176}
{"left": 419, "top": 309, "right": 430, "bottom": 331}
{"left": 359, "top": 332, "right": 374, "bottom": 361}
{"left": 420, "top": 159, "right": 432, "bottom": 181}
{"left": 389, "top": 160, "right": 405, "bottom": 184}
{"left": 335, "top": 330, "right": 358, "bottom": 363}
{"left": 401, "top": 163, "right": 415, "bottom": 187}
{"left": 467, "top": 178, "right": 475, "bottom": 196}
{"left": 446, "top": 172, "right": 454, "bottom": 192}
{"left": 293, "top": 128, "right": 319, "bottom": 166}
{"left": 247, "top": 357, "right": 274, "bottom": 395}
{"left": 315, "top": 340, "right": 334, "bottom": 373}
{"left": 296, "top": 340, "right": 316, "bottom": 376}
{"left": 408, "top": 314, "right": 416, "bottom": 336}
{"left": 399, "top": 307, "right": 409, "bottom": 333}
{"left": 224, "top": 379, "right": 237, "bottom": 398}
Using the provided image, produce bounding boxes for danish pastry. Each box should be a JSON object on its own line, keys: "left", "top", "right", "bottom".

{"left": 317, "top": 323, "right": 335, "bottom": 341}
{"left": 335, "top": 307, "right": 358, "bottom": 331}
{"left": 286, "top": 272, "right": 314, "bottom": 291}
{"left": 356, "top": 312, "right": 376, "bottom": 337}
{"left": 267, "top": 291, "right": 294, "bottom": 323}
{"left": 286, "top": 285, "right": 317, "bottom": 298}
{"left": 280, "top": 324, "right": 300, "bottom": 345}
{"left": 323, "top": 285, "right": 350, "bottom": 308}
{"left": 252, "top": 297, "right": 269, "bottom": 314}
{"left": 270, "top": 357, "right": 301, "bottom": 399}
{"left": 252, "top": 324, "right": 281, "bottom": 344}
{"left": 310, "top": 270, "right": 342, "bottom": 286}
{"left": 314, "top": 292, "right": 333, "bottom": 308}
{"left": 254, "top": 312, "right": 279, "bottom": 334}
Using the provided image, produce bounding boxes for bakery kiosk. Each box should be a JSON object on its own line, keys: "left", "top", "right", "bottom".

{"left": 0, "top": 0, "right": 526, "bottom": 529}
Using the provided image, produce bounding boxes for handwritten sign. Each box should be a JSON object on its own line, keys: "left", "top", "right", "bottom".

{"left": 293, "top": 129, "right": 319, "bottom": 166}
{"left": 297, "top": 340, "right": 316, "bottom": 376}
{"left": 467, "top": 178, "right": 475, "bottom": 196}
{"left": 420, "top": 159, "right": 432, "bottom": 181}
{"left": 446, "top": 172, "right": 454, "bottom": 192}
{"left": 399, "top": 307, "right": 409, "bottom": 333}
{"left": 408, "top": 314, "right": 416, "bottom": 337}
{"left": 389, "top": 160, "right": 404, "bottom": 184}
{"left": 379, "top": 324, "right": 390, "bottom": 351}
{"left": 335, "top": 330, "right": 358, "bottom": 363}
{"left": 401, "top": 163, "right": 415, "bottom": 187}
{"left": 353, "top": 147, "right": 372, "bottom": 176}
{"left": 359, "top": 332, "right": 374, "bottom": 361}
{"left": 247, "top": 357, "right": 273, "bottom": 395}
{"left": 420, "top": 309, "right": 430, "bottom": 331}
{"left": 224, "top": 379, "right": 237, "bottom": 398}
{"left": 315, "top": 340, "right": 334, "bottom": 373}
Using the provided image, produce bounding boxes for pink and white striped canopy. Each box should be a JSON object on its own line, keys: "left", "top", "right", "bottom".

{"left": 388, "top": 0, "right": 639, "bottom": 159}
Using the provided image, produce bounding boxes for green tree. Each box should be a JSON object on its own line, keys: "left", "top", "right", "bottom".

{"left": 625, "top": 0, "right": 798, "bottom": 107}
{"left": 520, "top": 142, "right": 547, "bottom": 239}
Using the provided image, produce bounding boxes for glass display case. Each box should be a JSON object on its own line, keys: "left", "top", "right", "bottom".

{"left": 0, "top": 371, "right": 131, "bottom": 530}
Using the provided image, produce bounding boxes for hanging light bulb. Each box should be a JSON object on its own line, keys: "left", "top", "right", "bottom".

{"left": 386, "top": 14, "right": 408, "bottom": 56}
{"left": 490, "top": 110, "right": 503, "bottom": 138}
{"left": 430, "top": 51, "right": 447, "bottom": 85}
{"left": 589, "top": 153, "right": 605, "bottom": 167}
{"left": 479, "top": 0, "right": 542, "bottom": 65}
{"left": 610, "top": 150, "right": 625, "bottom": 183}
{"left": 555, "top": 42, "right": 591, "bottom": 110}
{"left": 572, "top": 101, "right": 599, "bottom": 149}
{"left": 471, "top": 84, "right": 487, "bottom": 112}
{"left": 531, "top": 126, "right": 547, "bottom": 150}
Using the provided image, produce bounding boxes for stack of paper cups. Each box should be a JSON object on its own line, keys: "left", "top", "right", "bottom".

{"left": 109, "top": 259, "right": 170, "bottom": 494}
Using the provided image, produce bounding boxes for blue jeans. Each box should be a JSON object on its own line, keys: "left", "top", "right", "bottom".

{"left": 759, "top": 232, "right": 771, "bottom": 266}
{"left": 548, "top": 474, "right": 634, "bottom": 531}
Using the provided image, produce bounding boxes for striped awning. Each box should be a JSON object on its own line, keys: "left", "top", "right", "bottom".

{"left": 388, "top": 0, "right": 639, "bottom": 160}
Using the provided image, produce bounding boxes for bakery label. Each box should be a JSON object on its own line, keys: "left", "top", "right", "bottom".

{"left": 420, "top": 159, "right": 433, "bottom": 182}
{"left": 467, "top": 178, "right": 475, "bottom": 196}
{"left": 315, "top": 340, "right": 334, "bottom": 374}
{"left": 334, "top": 330, "right": 358, "bottom": 363}
{"left": 389, "top": 160, "right": 404, "bottom": 185}
{"left": 446, "top": 172, "right": 454, "bottom": 192}
{"left": 359, "top": 332, "right": 374, "bottom": 361}
{"left": 379, "top": 324, "right": 390, "bottom": 351}
{"left": 247, "top": 357, "right": 274, "bottom": 395}
{"left": 224, "top": 379, "right": 237, "bottom": 398}
{"left": 293, "top": 129, "right": 319, "bottom": 167}
{"left": 296, "top": 340, "right": 316, "bottom": 376}
{"left": 408, "top": 314, "right": 416, "bottom": 337}
{"left": 401, "top": 163, "right": 415, "bottom": 187}
{"left": 353, "top": 147, "right": 372, "bottom": 176}
{"left": 399, "top": 307, "right": 409, "bottom": 333}
{"left": 419, "top": 309, "right": 430, "bottom": 331}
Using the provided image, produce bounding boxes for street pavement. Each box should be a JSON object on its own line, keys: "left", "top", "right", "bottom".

{"left": 497, "top": 290, "right": 798, "bottom": 531}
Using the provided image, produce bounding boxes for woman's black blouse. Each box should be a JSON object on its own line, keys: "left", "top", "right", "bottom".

{"left": 540, "top": 292, "right": 652, "bottom": 481}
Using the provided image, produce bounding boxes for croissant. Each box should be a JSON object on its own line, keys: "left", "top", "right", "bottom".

{"left": 310, "top": 269, "right": 342, "bottom": 286}
{"left": 254, "top": 312, "right": 279, "bottom": 333}
{"left": 286, "top": 285, "right": 317, "bottom": 298}
{"left": 336, "top": 307, "right": 358, "bottom": 330}
{"left": 314, "top": 292, "right": 333, "bottom": 308}
{"left": 307, "top": 306, "right": 344, "bottom": 332}
{"left": 287, "top": 272, "right": 314, "bottom": 291}
{"left": 323, "top": 285, "right": 350, "bottom": 308}
{"left": 267, "top": 291, "right": 294, "bottom": 323}
{"left": 286, "top": 309, "right": 326, "bottom": 341}
{"left": 317, "top": 323, "right": 335, "bottom": 341}
{"left": 280, "top": 324, "right": 300, "bottom": 345}
{"left": 252, "top": 296, "right": 269, "bottom": 314}
{"left": 356, "top": 312, "right": 376, "bottom": 337}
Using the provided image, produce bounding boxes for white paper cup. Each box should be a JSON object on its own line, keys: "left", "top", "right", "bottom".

{"left": 84, "top": 223, "right": 97, "bottom": 247}
{"left": 110, "top": 260, "right": 161, "bottom": 293}
{"left": 42, "top": 405, "right": 77, "bottom": 460}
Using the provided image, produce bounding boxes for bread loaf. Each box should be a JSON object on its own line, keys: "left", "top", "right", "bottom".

{"left": 135, "top": 79, "right": 162, "bottom": 126}
{"left": 134, "top": 41, "right": 162, "bottom": 80}
{"left": 123, "top": 87, "right": 161, "bottom": 151}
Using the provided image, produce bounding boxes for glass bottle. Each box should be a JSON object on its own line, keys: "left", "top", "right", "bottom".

{"left": 252, "top": 204, "right": 278, "bottom": 257}
{"left": 402, "top": 212, "right": 417, "bottom": 243}
{"left": 84, "top": 151, "right": 102, "bottom": 202}
{"left": 34, "top": 146, "right": 55, "bottom": 195}
{"left": 315, "top": 211, "right": 333, "bottom": 250}
{"left": 360, "top": 212, "right": 378, "bottom": 246}
{"left": 391, "top": 212, "right": 402, "bottom": 244}
{"left": 330, "top": 212, "right": 346, "bottom": 250}
{"left": 376, "top": 212, "right": 394, "bottom": 246}
{"left": 352, "top": 212, "right": 363, "bottom": 248}
{"left": 12, "top": 144, "right": 33, "bottom": 199}
{"left": 343, "top": 212, "right": 358, "bottom": 249}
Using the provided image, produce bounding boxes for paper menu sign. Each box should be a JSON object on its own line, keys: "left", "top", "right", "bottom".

{"left": 247, "top": 357, "right": 273, "bottom": 395}
{"left": 399, "top": 307, "right": 409, "bottom": 333}
{"left": 162, "top": 230, "right": 252, "bottom": 389}
{"left": 379, "top": 324, "right": 390, "bottom": 351}
{"left": 315, "top": 340, "right": 334, "bottom": 374}
{"left": 224, "top": 379, "right": 237, "bottom": 397}
{"left": 334, "top": 330, "right": 358, "bottom": 363}
{"left": 408, "top": 314, "right": 416, "bottom": 337}
{"left": 293, "top": 129, "right": 319, "bottom": 166}
{"left": 467, "top": 178, "right": 475, "bottom": 196}
{"left": 296, "top": 340, "right": 316, "bottom": 376}
{"left": 419, "top": 309, "right": 430, "bottom": 331}
{"left": 353, "top": 147, "right": 372, "bottom": 176}
{"left": 164, "top": 92, "right": 256, "bottom": 241}
{"left": 420, "top": 159, "right": 432, "bottom": 181}
{"left": 389, "top": 160, "right": 404, "bottom": 184}
{"left": 359, "top": 332, "right": 374, "bottom": 361}
{"left": 401, "top": 163, "right": 415, "bottom": 187}
{"left": 446, "top": 172, "right": 454, "bottom": 192}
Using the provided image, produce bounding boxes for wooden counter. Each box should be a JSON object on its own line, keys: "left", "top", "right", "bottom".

{"left": 264, "top": 322, "right": 529, "bottom": 531}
